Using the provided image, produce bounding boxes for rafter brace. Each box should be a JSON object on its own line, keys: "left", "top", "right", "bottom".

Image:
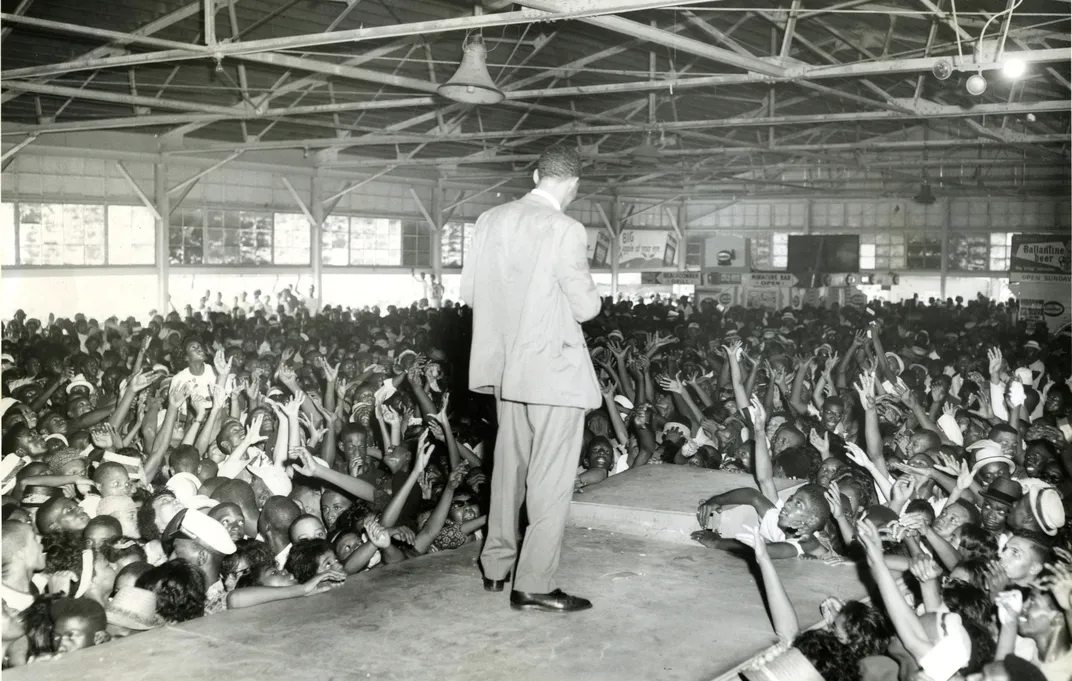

{"left": 281, "top": 176, "right": 316, "bottom": 226}
{"left": 168, "top": 151, "right": 242, "bottom": 193}
{"left": 115, "top": 161, "right": 162, "bottom": 221}
{"left": 408, "top": 188, "right": 439, "bottom": 234}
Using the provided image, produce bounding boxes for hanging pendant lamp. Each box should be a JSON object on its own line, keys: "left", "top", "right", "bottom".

{"left": 438, "top": 34, "right": 504, "bottom": 105}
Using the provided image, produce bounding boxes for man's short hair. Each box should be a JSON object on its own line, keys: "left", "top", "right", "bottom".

{"left": 50, "top": 597, "right": 107, "bottom": 632}
{"left": 537, "top": 145, "right": 582, "bottom": 180}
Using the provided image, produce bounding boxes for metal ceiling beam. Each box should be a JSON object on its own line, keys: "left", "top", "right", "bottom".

{"left": 1, "top": 0, "right": 233, "bottom": 105}
{"left": 0, "top": 0, "right": 720, "bottom": 78}
{"left": 234, "top": 52, "right": 441, "bottom": 94}
{"left": 516, "top": 1, "right": 786, "bottom": 77}
{"left": 1, "top": 80, "right": 247, "bottom": 115}
{"left": 1, "top": 0, "right": 34, "bottom": 44}
{"left": 322, "top": 133, "right": 1068, "bottom": 169}
{"left": 165, "top": 99, "right": 1070, "bottom": 154}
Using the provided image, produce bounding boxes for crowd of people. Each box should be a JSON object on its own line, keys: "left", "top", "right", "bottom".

{"left": 1, "top": 288, "right": 1070, "bottom": 680}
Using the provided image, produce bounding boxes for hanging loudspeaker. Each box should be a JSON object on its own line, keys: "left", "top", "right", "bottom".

{"left": 438, "top": 35, "right": 505, "bottom": 105}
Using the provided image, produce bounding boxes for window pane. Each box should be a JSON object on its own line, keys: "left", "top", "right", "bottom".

{"left": 273, "top": 213, "right": 311, "bottom": 265}
{"left": 1, "top": 203, "right": 14, "bottom": 266}
{"left": 350, "top": 217, "right": 401, "bottom": 266}
{"left": 947, "top": 233, "right": 989, "bottom": 271}
{"left": 107, "top": 205, "right": 156, "bottom": 265}
{"left": 321, "top": 215, "right": 349, "bottom": 266}
{"left": 17, "top": 202, "right": 105, "bottom": 266}
{"left": 906, "top": 234, "right": 942, "bottom": 269}
{"left": 441, "top": 221, "right": 465, "bottom": 267}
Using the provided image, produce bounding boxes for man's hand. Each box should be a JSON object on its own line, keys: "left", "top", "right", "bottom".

{"left": 213, "top": 352, "right": 232, "bottom": 377}
{"left": 364, "top": 518, "right": 391, "bottom": 549}
{"left": 282, "top": 391, "right": 305, "bottom": 420}
{"left": 824, "top": 484, "right": 844, "bottom": 519}
{"left": 1037, "top": 547, "right": 1072, "bottom": 610}
{"left": 855, "top": 518, "right": 884, "bottom": 559}
{"left": 318, "top": 357, "right": 339, "bottom": 383}
{"left": 388, "top": 526, "right": 416, "bottom": 545}
{"left": 809, "top": 429, "right": 830, "bottom": 458}
{"left": 749, "top": 395, "right": 767, "bottom": 430}
{"left": 655, "top": 374, "right": 684, "bottom": 394}
{"left": 987, "top": 347, "right": 1004, "bottom": 379}
{"left": 244, "top": 414, "right": 268, "bottom": 447}
{"left": 130, "top": 370, "right": 160, "bottom": 393}
{"left": 303, "top": 570, "right": 346, "bottom": 596}
{"left": 290, "top": 446, "right": 320, "bottom": 477}
{"left": 696, "top": 498, "right": 721, "bottom": 530}
{"left": 168, "top": 382, "right": 191, "bottom": 409}
{"left": 910, "top": 555, "right": 942, "bottom": 583}
{"left": 690, "top": 529, "right": 721, "bottom": 549}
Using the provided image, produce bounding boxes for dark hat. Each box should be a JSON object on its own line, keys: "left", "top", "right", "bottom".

{"left": 979, "top": 477, "right": 1023, "bottom": 506}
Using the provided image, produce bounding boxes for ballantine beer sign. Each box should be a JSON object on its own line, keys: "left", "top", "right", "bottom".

{"left": 1010, "top": 234, "right": 1071, "bottom": 274}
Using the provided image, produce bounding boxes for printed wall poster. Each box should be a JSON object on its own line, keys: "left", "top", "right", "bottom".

{"left": 618, "top": 229, "right": 672, "bottom": 270}
{"left": 703, "top": 235, "right": 749, "bottom": 271}
{"left": 663, "top": 233, "right": 679, "bottom": 267}
{"left": 585, "top": 227, "right": 611, "bottom": 268}
{"left": 1010, "top": 234, "right": 1071, "bottom": 274}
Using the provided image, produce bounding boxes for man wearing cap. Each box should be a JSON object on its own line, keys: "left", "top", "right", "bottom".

{"left": 105, "top": 586, "right": 165, "bottom": 638}
{"left": 163, "top": 507, "right": 236, "bottom": 615}
{"left": 462, "top": 144, "right": 600, "bottom": 614}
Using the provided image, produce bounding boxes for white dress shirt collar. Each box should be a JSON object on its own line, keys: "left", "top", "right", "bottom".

{"left": 529, "top": 188, "right": 561, "bottom": 212}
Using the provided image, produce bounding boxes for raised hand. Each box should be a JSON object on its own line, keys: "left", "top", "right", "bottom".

{"left": 987, "top": 347, "right": 1003, "bottom": 378}
{"left": 722, "top": 340, "right": 743, "bottom": 362}
{"left": 414, "top": 432, "right": 434, "bottom": 473}
{"left": 984, "top": 561, "right": 1010, "bottom": 596}
{"left": 190, "top": 394, "right": 210, "bottom": 419}
{"left": 213, "top": 351, "right": 232, "bottom": 377}
{"left": 446, "top": 467, "right": 467, "bottom": 491}
{"left": 844, "top": 442, "right": 872, "bottom": 470}
{"left": 168, "top": 381, "right": 192, "bottom": 409}
{"left": 426, "top": 418, "right": 445, "bottom": 442}
{"left": 290, "top": 446, "right": 319, "bottom": 477}
{"left": 281, "top": 347, "right": 297, "bottom": 363}
{"left": 823, "top": 352, "right": 839, "bottom": 377}
{"left": 954, "top": 460, "right": 975, "bottom": 491}
{"left": 319, "top": 357, "right": 339, "bottom": 383}
{"left": 389, "top": 526, "right": 417, "bottom": 545}
{"left": 910, "top": 555, "right": 942, "bottom": 583}
{"left": 282, "top": 391, "right": 305, "bottom": 419}
{"left": 809, "top": 429, "right": 830, "bottom": 457}
{"left": 852, "top": 330, "right": 867, "bottom": 346}
{"left": 244, "top": 414, "right": 267, "bottom": 446}
{"left": 891, "top": 461, "right": 930, "bottom": 479}
{"left": 941, "top": 401, "right": 957, "bottom": 420}
{"left": 855, "top": 517, "right": 884, "bottom": 557}
{"left": 364, "top": 518, "right": 391, "bottom": 549}
{"left": 749, "top": 395, "right": 767, "bottom": 430}
{"left": 130, "top": 370, "right": 160, "bottom": 393}
{"left": 1038, "top": 547, "right": 1072, "bottom": 610}
{"left": 276, "top": 364, "right": 297, "bottom": 385}
{"left": 824, "top": 484, "right": 844, "bottom": 519}
{"left": 655, "top": 373, "right": 684, "bottom": 394}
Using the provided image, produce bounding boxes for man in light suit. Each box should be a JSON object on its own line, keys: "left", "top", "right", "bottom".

{"left": 461, "top": 145, "right": 602, "bottom": 613}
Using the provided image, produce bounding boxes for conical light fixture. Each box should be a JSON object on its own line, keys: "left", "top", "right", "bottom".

{"left": 438, "top": 34, "right": 504, "bottom": 105}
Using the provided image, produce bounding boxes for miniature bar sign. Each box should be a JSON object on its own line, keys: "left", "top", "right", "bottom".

{"left": 744, "top": 272, "right": 801, "bottom": 288}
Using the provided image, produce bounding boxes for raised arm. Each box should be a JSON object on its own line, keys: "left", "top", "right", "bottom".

{"left": 749, "top": 396, "right": 779, "bottom": 503}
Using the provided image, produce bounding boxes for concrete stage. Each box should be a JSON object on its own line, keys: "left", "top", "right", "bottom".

{"left": 9, "top": 467, "right": 866, "bottom": 681}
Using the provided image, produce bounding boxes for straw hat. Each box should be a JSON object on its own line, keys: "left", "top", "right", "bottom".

{"left": 106, "top": 587, "right": 165, "bottom": 631}
{"left": 1028, "top": 486, "right": 1065, "bottom": 536}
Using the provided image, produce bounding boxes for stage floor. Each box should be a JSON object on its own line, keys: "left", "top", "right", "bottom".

{"left": 9, "top": 469, "right": 866, "bottom": 681}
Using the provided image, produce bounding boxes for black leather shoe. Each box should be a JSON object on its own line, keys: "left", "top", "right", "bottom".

{"left": 482, "top": 576, "right": 508, "bottom": 592}
{"left": 510, "top": 589, "right": 592, "bottom": 613}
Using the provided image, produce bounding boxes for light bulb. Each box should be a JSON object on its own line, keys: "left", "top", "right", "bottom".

{"left": 1002, "top": 58, "right": 1026, "bottom": 79}
{"left": 965, "top": 73, "right": 987, "bottom": 96}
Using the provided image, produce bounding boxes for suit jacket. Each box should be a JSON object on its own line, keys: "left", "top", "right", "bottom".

{"left": 461, "top": 192, "right": 602, "bottom": 409}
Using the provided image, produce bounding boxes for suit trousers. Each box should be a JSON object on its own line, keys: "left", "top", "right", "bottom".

{"left": 480, "top": 394, "right": 584, "bottom": 594}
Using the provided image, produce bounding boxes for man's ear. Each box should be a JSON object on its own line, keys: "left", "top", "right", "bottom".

{"left": 532, "top": 169, "right": 540, "bottom": 185}
{"left": 197, "top": 548, "right": 209, "bottom": 567}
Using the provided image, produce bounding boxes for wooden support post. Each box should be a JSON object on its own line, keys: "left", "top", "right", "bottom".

{"left": 310, "top": 172, "right": 324, "bottom": 314}
{"left": 610, "top": 193, "right": 621, "bottom": 299}
{"left": 154, "top": 161, "right": 170, "bottom": 315}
